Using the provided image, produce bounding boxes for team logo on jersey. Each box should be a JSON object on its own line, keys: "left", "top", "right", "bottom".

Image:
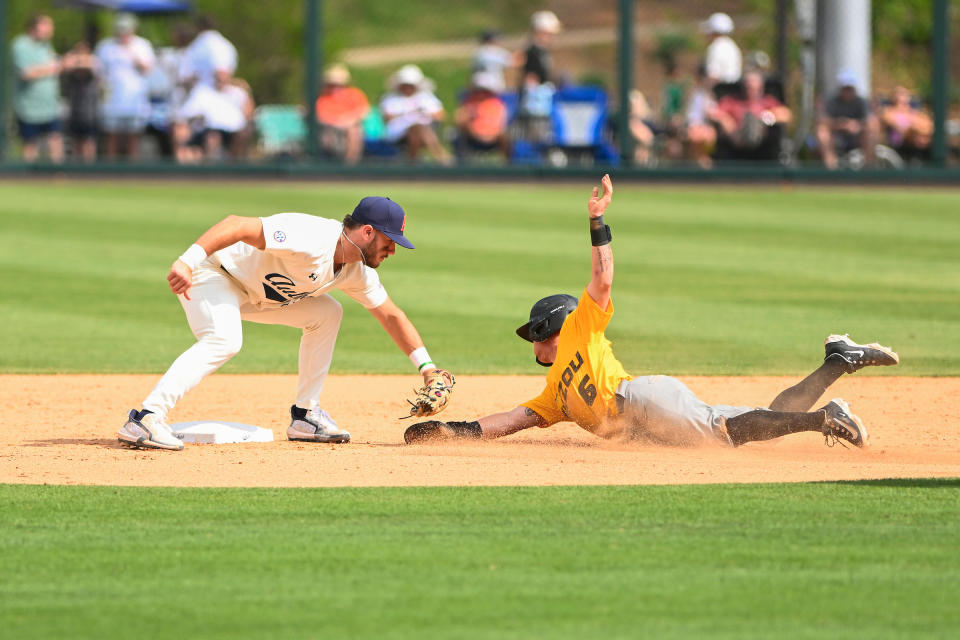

{"left": 273, "top": 230, "right": 286, "bottom": 243}
{"left": 262, "top": 272, "right": 309, "bottom": 305}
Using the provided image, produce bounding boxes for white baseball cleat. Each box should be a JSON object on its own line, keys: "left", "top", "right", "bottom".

{"left": 287, "top": 405, "right": 351, "bottom": 443}
{"left": 118, "top": 409, "right": 184, "bottom": 451}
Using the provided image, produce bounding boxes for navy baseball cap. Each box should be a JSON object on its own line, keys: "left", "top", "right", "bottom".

{"left": 351, "top": 196, "right": 414, "bottom": 249}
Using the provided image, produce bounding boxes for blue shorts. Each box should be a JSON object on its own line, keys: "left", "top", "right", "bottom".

{"left": 17, "top": 118, "right": 61, "bottom": 142}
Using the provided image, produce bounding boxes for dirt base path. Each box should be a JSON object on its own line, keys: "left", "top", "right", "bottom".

{"left": 2, "top": 375, "right": 958, "bottom": 487}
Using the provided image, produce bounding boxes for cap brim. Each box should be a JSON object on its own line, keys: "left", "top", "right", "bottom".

{"left": 382, "top": 230, "right": 414, "bottom": 249}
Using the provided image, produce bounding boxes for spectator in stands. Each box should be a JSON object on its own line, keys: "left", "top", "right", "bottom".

{"left": 455, "top": 70, "right": 510, "bottom": 161}
{"left": 684, "top": 63, "right": 717, "bottom": 169}
{"left": 179, "top": 15, "right": 237, "bottom": 90}
{"left": 627, "top": 90, "right": 656, "bottom": 166}
{"left": 315, "top": 63, "right": 370, "bottom": 165}
{"left": 518, "top": 10, "right": 562, "bottom": 143}
{"left": 380, "top": 64, "right": 452, "bottom": 165}
{"left": 709, "top": 69, "right": 791, "bottom": 160}
{"left": 700, "top": 12, "right": 741, "bottom": 85}
{"left": 880, "top": 86, "right": 933, "bottom": 162}
{"left": 178, "top": 70, "right": 254, "bottom": 162}
{"left": 145, "top": 22, "right": 193, "bottom": 159}
{"left": 60, "top": 41, "right": 99, "bottom": 163}
{"left": 816, "top": 69, "right": 879, "bottom": 170}
{"left": 95, "top": 13, "right": 156, "bottom": 160}
{"left": 472, "top": 29, "right": 516, "bottom": 89}
{"left": 10, "top": 14, "right": 63, "bottom": 163}
{"left": 521, "top": 10, "right": 561, "bottom": 87}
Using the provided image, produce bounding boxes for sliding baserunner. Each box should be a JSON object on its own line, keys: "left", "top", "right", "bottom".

{"left": 404, "top": 175, "right": 898, "bottom": 447}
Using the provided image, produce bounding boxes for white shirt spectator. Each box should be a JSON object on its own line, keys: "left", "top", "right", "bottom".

{"left": 179, "top": 83, "right": 246, "bottom": 132}
{"left": 180, "top": 29, "right": 237, "bottom": 88}
{"left": 380, "top": 90, "right": 443, "bottom": 143}
{"left": 685, "top": 87, "right": 716, "bottom": 126}
{"left": 95, "top": 36, "right": 156, "bottom": 119}
{"left": 473, "top": 44, "right": 513, "bottom": 87}
{"left": 705, "top": 35, "right": 742, "bottom": 84}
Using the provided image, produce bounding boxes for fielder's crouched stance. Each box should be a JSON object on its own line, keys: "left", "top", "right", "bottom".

{"left": 120, "top": 196, "right": 453, "bottom": 451}
{"left": 405, "top": 175, "right": 899, "bottom": 449}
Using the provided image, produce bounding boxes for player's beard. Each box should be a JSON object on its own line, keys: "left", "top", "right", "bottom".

{"left": 362, "top": 235, "right": 384, "bottom": 268}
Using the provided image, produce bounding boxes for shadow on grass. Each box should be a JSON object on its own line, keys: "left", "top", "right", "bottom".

{"left": 822, "top": 477, "right": 960, "bottom": 489}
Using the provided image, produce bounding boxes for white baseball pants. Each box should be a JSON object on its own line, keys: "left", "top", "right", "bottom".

{"left": 142, "top": 265, "right": 342, "bottom": 419}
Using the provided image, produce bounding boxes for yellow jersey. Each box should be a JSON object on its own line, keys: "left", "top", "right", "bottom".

{"left": 521, "top": 288, "right": 632, "bottom": 435}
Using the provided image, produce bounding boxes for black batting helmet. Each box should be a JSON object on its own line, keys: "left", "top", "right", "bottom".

{"left": 515, "top": 294, "right": 578, "bottom": 343}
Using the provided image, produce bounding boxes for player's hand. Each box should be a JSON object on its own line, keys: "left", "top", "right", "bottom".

{"left": 587, "top": 174, "right": 613, "bottom": 219}
{"left": 167, "top": 259, "right": 194, "bottom": 300}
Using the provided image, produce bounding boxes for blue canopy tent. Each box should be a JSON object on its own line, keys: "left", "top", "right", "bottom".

{"left": 55, "top": 0, "right": 192, "bottom": 14}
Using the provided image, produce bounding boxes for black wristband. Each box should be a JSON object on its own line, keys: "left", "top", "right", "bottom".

{"left": 590, "top": 215, "right": 612, "bottom": 246}
{"left": 447, "top": 420, "right": 483, "bottom": 439}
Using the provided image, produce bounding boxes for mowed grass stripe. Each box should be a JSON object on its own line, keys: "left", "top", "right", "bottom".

{"left": 1, "top": 481, "right": 957, "bottom": 639}
{"left": 1, "top": 181, "right": 958, "bottom": 374}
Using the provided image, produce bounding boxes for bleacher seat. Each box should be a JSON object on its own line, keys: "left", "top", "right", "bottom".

{"left": 254, "top": 105, "right": 306, "bottom": 157}
{"left": 362, "top": 107, "right": 400, "bottom": 159}
{"left": 550, "top": 86, "right": 619, "bottom": 164}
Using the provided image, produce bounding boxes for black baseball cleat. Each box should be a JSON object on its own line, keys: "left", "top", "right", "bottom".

{"left": 824, "top": 334, "right": 899, "bottom": 373}
{"left": 820, "top": 398, "right": 868, "bottom": 448}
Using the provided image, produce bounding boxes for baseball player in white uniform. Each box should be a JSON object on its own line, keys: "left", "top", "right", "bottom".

{"left": 119, "top": 196, "right": 447, "bottom": 451}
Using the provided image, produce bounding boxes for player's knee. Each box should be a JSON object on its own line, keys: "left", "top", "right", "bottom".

{"left": 206, "top": 333, "right": 242, "bottom": 359}
{"left": 305, "top": 297, "right": 342, "bottom": 333}
{"left": 329, "top": 297, "right": 343, "bottom": 320}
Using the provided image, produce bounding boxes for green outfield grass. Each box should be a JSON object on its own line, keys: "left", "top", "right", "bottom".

{"left": 1, "top": 180, "right": 958, "bottom": 375}
{"left": 1, "top": 480, "right": 958, "bottom": 639}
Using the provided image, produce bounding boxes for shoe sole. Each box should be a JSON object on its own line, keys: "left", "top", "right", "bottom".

{"left": 825, "top": 334, "right": 899, "bottom": 365}
{"left": 118, "top": 425, "right": 184, "bottom": 451}
{"left": 288, "top": 434, "right": 351, "bottom": 444}
{"left": 118, "top": 434, "right": 184, "bottom": 451}
{"left": 828, "top": 398, "right": 868, "bottom": 448}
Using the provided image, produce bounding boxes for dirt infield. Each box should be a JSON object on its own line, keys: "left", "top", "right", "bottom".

{"left": 2, "top": 374, "right": 958, "bottom": 487}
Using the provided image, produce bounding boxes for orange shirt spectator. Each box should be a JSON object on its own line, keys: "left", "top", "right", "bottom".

{"left": 459, "top": 90, "right": 507, "bottom": 142}
{"left": 315, "top": 64, "right": 370, "bottom": 165}
{"left": 315, "top": 85, "right": 369, "bottom": 128}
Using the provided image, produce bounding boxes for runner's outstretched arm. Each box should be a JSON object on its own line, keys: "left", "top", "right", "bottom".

{"left": 585, "top": 174, "right": 614, "bottom": 309}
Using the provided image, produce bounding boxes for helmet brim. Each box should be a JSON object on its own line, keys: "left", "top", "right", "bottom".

{"left": 516, "top": 322, "right": 535, "bottom": 342}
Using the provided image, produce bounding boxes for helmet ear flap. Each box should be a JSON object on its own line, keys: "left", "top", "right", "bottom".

{"left": 529, "top": 318, "right": 551, "bottom": 342}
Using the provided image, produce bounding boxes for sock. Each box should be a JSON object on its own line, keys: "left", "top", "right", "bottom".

{"left": 291, "top": 405, "right": 308, "bottom": 420}
{"left": 726, "top": 409, "right": 826, "bottom": 446}
{"left": 137, "top": 409, "right": 154, "bottom": 421}
{"left": 768, "top": 359, "right": 846, "bottom": 412}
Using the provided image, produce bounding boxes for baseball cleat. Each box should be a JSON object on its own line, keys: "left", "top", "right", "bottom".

{"left": 824, "top": 334, "right": 899, "bottom": 373}
{"left": 118, "top": 409, "right": 184, "bottom": 451}
{"left": 820, "top": 398, "right": 868, "bottom": 448}
{"left": 287, "top": 405, "right": 351, "bottom": 443}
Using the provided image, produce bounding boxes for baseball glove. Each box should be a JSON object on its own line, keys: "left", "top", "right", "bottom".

{"left": 405, "top": 369, "right": 455, "bottom": 418}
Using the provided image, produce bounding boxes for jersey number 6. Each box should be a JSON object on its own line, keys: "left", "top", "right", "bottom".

{"left": 559, "top": 352, "right": 598, "bottom": 407}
